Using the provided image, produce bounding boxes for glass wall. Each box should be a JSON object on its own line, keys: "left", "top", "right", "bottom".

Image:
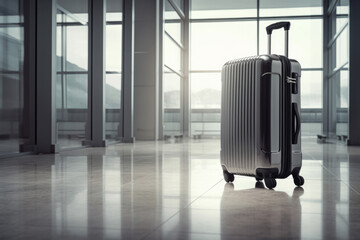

{"left": 57, "top": 0, "right": 89, "bottom": 149}
{"left": 0, "top": 0, "right": 27, "bottom": 154}
{"left": 163, "top": 0, "right": 184, "bottom": 137}
{"left": 189, "top": 0, "right": 323, "bottom": 138}
{"left": 327, "top": 0, "right": 349, "bottom": 139}
{"left": 105, "top": 0, "right": 122, "bottom": 142}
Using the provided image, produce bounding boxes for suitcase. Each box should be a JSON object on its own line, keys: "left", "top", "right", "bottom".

{"left": 220, "top": 22, "right": 304, "bottom": 189}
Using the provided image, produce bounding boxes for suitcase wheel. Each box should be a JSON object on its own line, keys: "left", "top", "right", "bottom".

{"left": 223, "top": 170, "right": 235, "bottom": 183}
{"left": 293, "top": 175, "right": 305, "bottom": 187}
{"left": 264, "top": 178, "right": 277, "bottom": 189}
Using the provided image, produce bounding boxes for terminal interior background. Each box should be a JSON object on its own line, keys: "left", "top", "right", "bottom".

{"left": 0, "top": 0, "right": 359, "bottom": 239}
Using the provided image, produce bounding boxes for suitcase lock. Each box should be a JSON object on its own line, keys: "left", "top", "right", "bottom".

{"left": 287, "top": 73, "right": 299, "bottom": 94}
{"left": 286, "top": 76, "right": 297, "bottom": 84}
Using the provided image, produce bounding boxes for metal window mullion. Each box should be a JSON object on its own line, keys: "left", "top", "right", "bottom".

{"left": 106, "top": 21, "right": 123, "bottom": 25}
{"left": 56, "top": 71, "right": 88, "bottom": 74}
{"left": 328, "top": 61, "right": 348, "bottom": 78}
{"left": 189, "top": 70, "right": 222, "bottom": 73}
{"left": 57, "top": 22, "right": 87, "bottom": 27}
{"left": 164, "top": 31, "right": 184, "bottom": 49}
{"left": 0, "top": 23, "right": 23, "bottom": 27}
{"left": 165, "top": 19, "right": 182, "bottom": 23}
{"left": 3, "top": 27, "right": 8, "bottom": 71}
{"left": 190, "top": 15, "right": 323, "bottom": 23}
{"left": 168, "top": 0, "right": 185, "bottom": 20}
{"left": 327, "top": 21, "right": 348, "bottom": 48}
{"left": 256, "top": 0, "right": 259, "bottom": 56}
{"left": 327, "top": 0, "right": 339, "bottom": 16}
{"left": 323, "top": 0, "right": 331, "bottom": 136}
{"left": 87, "top": 0, "right": 93, "bottom": 142}
{"left": 58, "top": 5, "right": 87, "bottom": 25}
{"left": 164, "top": 64, "right": 183, "bottom": 77}
{"left": 301, "top": 68, "right": 324, "bottom": 71}
{"left": 191, "top": 17, "right": 258, "bottom": 23}
{"left": 189, "top": 68, "right": 324, "bottom": 73}
{"left": 61, "top": 12, "right": 67, "bottom": 109}
{"left": 159, "top": 0, "right": 164, "bottom": 139}
{"left": 0, "top": 70, "right": 23, "bottom": 74}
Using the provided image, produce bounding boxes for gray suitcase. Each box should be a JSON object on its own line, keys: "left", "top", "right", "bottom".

{"left": 220, "top": 22, "right": 304, "bottom": 189}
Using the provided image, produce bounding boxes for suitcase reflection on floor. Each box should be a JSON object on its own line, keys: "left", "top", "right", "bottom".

{"left": 220, "top": 183, "right": 304, "bottom": 238}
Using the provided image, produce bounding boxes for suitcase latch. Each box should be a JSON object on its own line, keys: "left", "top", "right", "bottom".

{"left": 289, "top": 73, "right": 299, "bottom": 93}
{"left": 286, "top": 76, "right": 297, "bottom": 84}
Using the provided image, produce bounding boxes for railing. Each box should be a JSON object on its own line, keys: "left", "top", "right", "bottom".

{"left": 0, "top": 108, "right": 349, "bottom": 137}
{"left": 163, "top": 108, "right": 349, "bottom": 137}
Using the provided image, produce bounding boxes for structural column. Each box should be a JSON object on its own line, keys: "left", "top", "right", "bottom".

{"left": 348, "top": 0, "right": 360, "bottom": 145}
{"left": 90, "top": 0, "right": 107, "bottom": 147}
{"left": 122, "top": 0, "right": 135, "bottom": 143}
{"left": 183, "top": 0, "right": 190, "bottom": 137}
{"left": 36, "top": 0, "right": 57, "bottom": 153}
{"left": 133, "top": 0, "right": 160, "bottom": 140}
{"left": 21, "top": 0, "right": 36, "bottom": 152}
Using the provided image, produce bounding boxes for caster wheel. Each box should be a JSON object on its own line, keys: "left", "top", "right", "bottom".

{"left": 223, "top": 170, "right": 235, "bottom": 183}
{"left": 255, "top": 181, "right": 265, "bottom": 189}
{"left": 293, "top": 175, "right": 305, "bottom": 187}
{"left": 264, "top": 178, "right": 277, "bottom": 189}
{"left": 256, "top": 177, "right": 263, "bottom": 182}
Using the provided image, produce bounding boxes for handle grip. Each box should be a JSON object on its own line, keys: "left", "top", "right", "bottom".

{"left": 266, "top": 21, "right": 291, "bottom": 35}
{"left": 292, "top": 103, "right": 301, "bottom": 144}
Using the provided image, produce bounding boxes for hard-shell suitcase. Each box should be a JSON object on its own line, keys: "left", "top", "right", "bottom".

{"left": 220, "top": 22, "right": 304, "bottom": 189}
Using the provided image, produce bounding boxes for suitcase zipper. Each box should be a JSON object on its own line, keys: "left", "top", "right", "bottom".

{"left": 279, "top": 56, "right": 292, "bottom": 178}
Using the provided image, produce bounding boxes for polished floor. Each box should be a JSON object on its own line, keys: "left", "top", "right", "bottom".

{"left": 0, "top": 138, "right": 359, "bottom": 239}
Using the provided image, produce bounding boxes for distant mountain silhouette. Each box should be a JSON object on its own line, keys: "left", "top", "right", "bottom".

{"left": 0, "top": 31, "right": 345, "bottom": 110}
{"left": 191, "top": 88, "right": 221, "bottom": 108}
{"left": 165, "top": 85, "right": 338, "bottom": 109}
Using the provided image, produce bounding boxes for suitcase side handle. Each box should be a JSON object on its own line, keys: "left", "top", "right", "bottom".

{"left": 292, "top": 103, "right": 301, "bottom": 144}
{"left": 266, "top": 21, "right": 291, "bottom": 57}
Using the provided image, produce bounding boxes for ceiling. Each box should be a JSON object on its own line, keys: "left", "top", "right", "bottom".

{"left": 191, "top": 0, "right": 323, "bottom": 10}
{"left": 58, "top": 0, "right": 122, "bottom": 13}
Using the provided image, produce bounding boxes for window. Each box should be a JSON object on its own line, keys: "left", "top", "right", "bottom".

{"left": 163, "top": 71, "right": 181, "bottom": 135}
{"left": 163, "top": 0, "right": 184, "bottom": 137}
{"left": 189, "top": 0, "right": 323, "bottom": 138}
{"left": 0, "top": 0, "right": 28, "bottom": 154}
{"left": 259, "top": 19, "right": 323, "bottom": 68}
{"left": 57, "top": 0, "right": 89, "bottom": 149}
{"left": 259, "top": 0, "right": 322, "bottom": 17}
{"left": 190, "top": 22, "right": 257, "bottom": 71}
{"left": 327, "top": 0, "right": 349, "bottom": 138}
{"left": 191, "top": 73, "right": 221, "bottom": 109}
{"left": 105, "top": 0, "right": 122, "bottom": 141}
{"left": 191, "top": 0, "right": 257, "bottom": 19}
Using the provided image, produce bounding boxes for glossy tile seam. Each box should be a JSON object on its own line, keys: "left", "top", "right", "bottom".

{"left": 141, "top": 179, "right": 224, "bottom": 240}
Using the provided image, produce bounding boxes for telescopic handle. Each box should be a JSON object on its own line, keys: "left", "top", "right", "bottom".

{"left": 266, "top": 21, "right": 291, "bottom": 34}
{"left": 266, "top": 21, "right": 291, "bottom": 57}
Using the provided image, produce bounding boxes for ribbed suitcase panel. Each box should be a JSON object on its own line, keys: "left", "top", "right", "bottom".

{"left": 221, "top": 57, "right": 260, "bottom": 175}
